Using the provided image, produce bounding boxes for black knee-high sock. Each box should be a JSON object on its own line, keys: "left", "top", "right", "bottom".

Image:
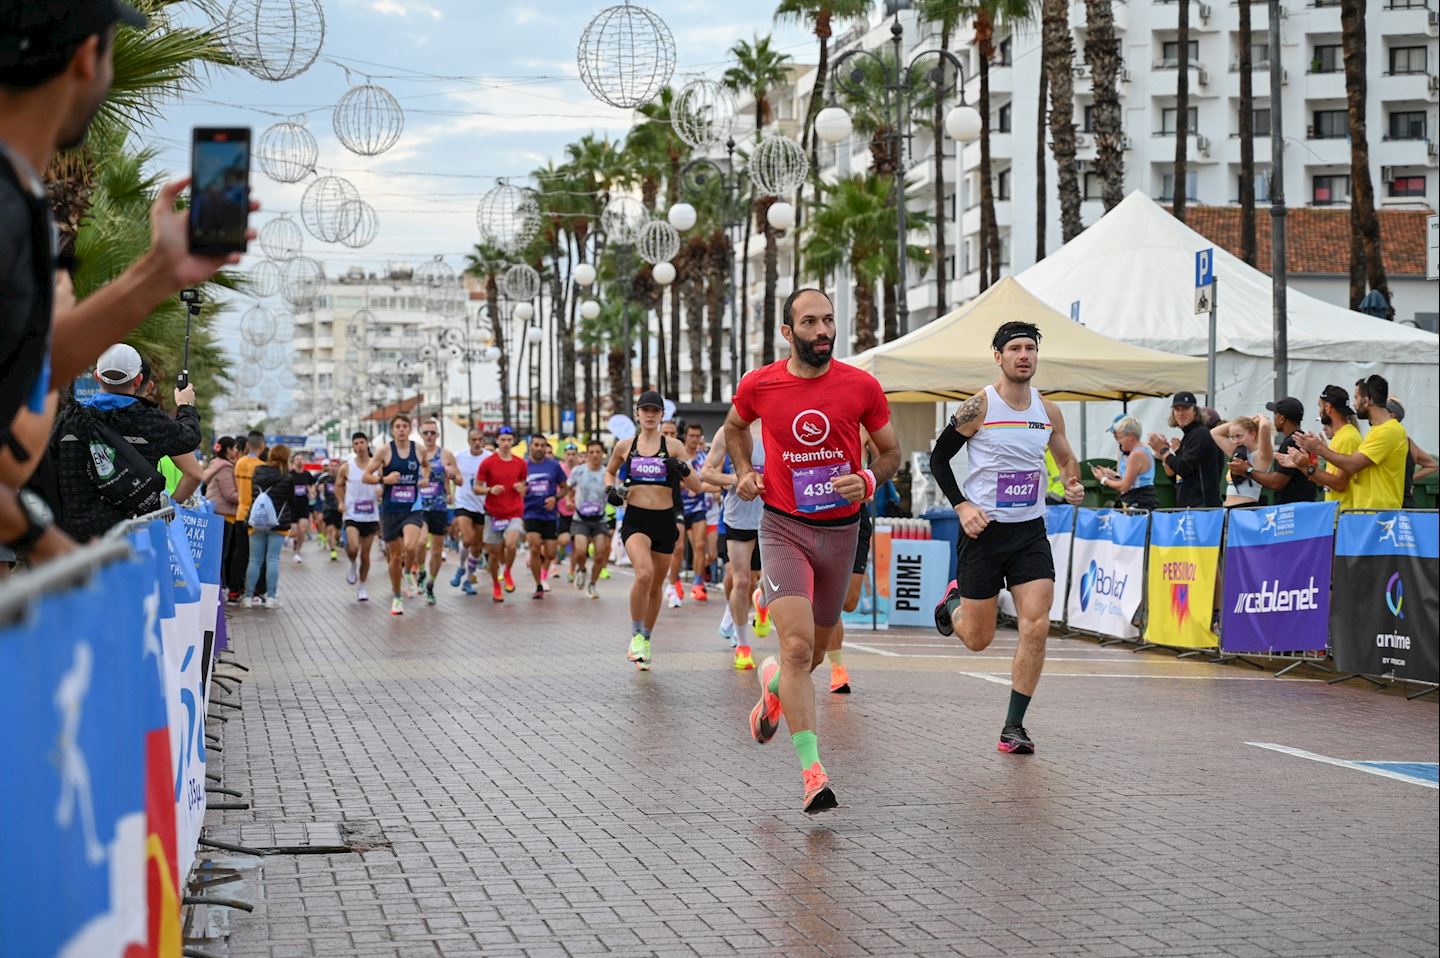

{"left": 1005, "top": 690, "right": 1032, "bottom": 728}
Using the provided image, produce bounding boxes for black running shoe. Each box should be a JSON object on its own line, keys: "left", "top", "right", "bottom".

{"left": 934, "top": 579, "right": 959, "bottom": 637}
{"left": 997, "top": 725, "right": 1035, "bottom": 754}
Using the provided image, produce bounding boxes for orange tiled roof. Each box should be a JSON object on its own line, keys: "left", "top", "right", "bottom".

{"left": 363, "top": 395, "right": 424, "bottom": 422}
{"left": 1182, "top": 205, "right": 1433, "bottom": 277}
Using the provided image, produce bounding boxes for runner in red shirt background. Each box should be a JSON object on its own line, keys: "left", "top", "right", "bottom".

{"left": 477, "top": 427, "right": 529, "bottom": 602}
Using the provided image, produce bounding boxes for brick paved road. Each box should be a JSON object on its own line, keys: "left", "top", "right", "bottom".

{"left": 205, "top": 551, "right": 1439, "bottom": 958}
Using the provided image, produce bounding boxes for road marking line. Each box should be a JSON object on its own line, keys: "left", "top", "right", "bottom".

{"left": 1247, "top": 743, "right": 1439, "bottom": 789}
{"left": 960, "top": 671, "right": 1012, "bottom": 686}
{"left": 844, "top": 641, "right": 901, "bottom": 657}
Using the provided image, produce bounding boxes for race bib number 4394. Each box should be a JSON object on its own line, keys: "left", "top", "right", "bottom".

{"left": 792, "top": 463, "right": 851, "bottom": 514}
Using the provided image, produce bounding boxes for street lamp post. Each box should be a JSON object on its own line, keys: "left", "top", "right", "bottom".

{"left": 678, "top": 137, "right": 747, "bottom": 387}
{"left": 816, "top": 3, "right": 980, "bottom": 338}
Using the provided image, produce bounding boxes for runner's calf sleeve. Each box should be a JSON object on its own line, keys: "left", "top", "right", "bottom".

{"left": 1005, "top": 690, "right": 1032, "bottom": 728}
{"left": 929, "top": 425, "right": 969, "bottom": 506}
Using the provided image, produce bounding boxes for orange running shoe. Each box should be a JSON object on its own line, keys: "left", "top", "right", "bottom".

{"left": 503, "top": 568, "right": 516, "bottom": 593}
{"left": 733, "top": 645, "right": 755, "bottom": 670}
{"left": 829, "top": 663, "right": 851, "bottom": 694}
{"left": 748, "top": 655, "right": 782, "bottom": 744}
{"left": 801, "top": 763, "right": 837, "bottom": 814}
{"left": 751, "top": 588, "right": 772, "bottom": 638}
{"left": 691, "top": 582, "right": 707, "bottom": 602}
{"left": 491, "top": 581, "right": 504, "bottom": 603}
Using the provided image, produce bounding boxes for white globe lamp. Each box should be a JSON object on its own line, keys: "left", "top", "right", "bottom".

{"left": 652, "top": 261, "right": 676, "bottom": 286}
{"left": 667, "top": 202, "right": 697, "bottom": 232}
{"left": 814, "top": 106, "right": 853, "bottom": 145}
{"left": 525, "top": 325, "right": 544, "bottom": 344}
{"left": 766, "top": 201, "right": 796, "bottom": 231}
{"left": 482, "top": 345, "right": 501, "bottom": 362}
{"left": 580, "top": 299, "right": 602, "bottom": 321}
{"left": 574, "top": 263, "right": 597, "bottom": 288}
{"left": 514, "top": 302, "right": 535, "bottom": 322}
{"left": 945, "top": 104, "right": 982, "bottom": 143}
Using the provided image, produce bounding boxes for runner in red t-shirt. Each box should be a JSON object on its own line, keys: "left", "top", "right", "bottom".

{"left": 476, "top": 427, "right": 529, "bottom": 601}
{"left": 724, "top": 288, "right": 899, "bottom": 813}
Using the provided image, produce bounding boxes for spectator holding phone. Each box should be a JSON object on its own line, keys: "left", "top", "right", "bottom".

{"left": 0, "top": 1, "right": 258, "bottom": 563}
{"left": 1092, "top": 416, "right": 1157, "bottom": 511}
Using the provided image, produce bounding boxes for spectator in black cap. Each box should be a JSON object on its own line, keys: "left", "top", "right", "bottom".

{"left": 1146, "top": 391, "right": 1224, "bottom": 508}
{"left": 1304, "top": 384, "right": 1363, "bottom": 509}
{"left": 0, "top": 0, "right": 257, "bottom": 562}
{"left": 1235, "top": 397, "right": 1317, "bottom": 505}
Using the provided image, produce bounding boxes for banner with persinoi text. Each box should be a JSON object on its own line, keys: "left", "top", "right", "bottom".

{"left": 1220, "top": 500, "right": 1338, "bottom": 654}
{"left": 1331, "top": 510, "right": 1440, "bottom": 683}
{"left": 998, "top": 504, "right": 1076, "bottom": 624}
{"left": 1065, "top": 508, "right": 1147, "bottom": 640}
{"left": 1144, "top": 509, "right": 1225, "bottom": 649}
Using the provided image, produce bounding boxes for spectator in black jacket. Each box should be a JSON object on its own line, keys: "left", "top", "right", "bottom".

{"left": 52, "top": 344, "right": 201, "bottom": 540}
{"left": 1146, "top": 391, "right": 1225, "bottom": 508}
{"left": 242, "top": 444, "right": 293, "bottom": 609}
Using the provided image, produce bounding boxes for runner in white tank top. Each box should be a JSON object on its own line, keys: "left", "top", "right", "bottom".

{"left": 335, "top": 433, "right": 381, "bottom": 602}
{"left": 927, "top": 321, "right": 1085, "bottom": 756}
{"left": 449, "top": 428, "right": 491, "bottom": 596}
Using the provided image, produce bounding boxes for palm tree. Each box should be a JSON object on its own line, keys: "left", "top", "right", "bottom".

{"left": 1237, "top": 0, "right": 1257, "bottom": 265}
{"left": 967, "top": 0, "right": 1031, "bottom": 288}
{"left": 803, "top": 175, "right": 891, "bottom": 351}
{"left": 919, "top": 0, "right": 966, "bottom": 311}
{"left": 464, "top": 243, "right": 514, "bottom": 425}
{"left": 1084, "top": 0, "right": 1125, "bottom": 210}
{"left": 1042, "top": 0, "right": 1082, "bottom": 240}
{"left": 1340, "top": 0, "right": 1390, "bottom": 312}
{"left": 1035, "top": 53, "right": 1048, "bottom": 260}
{"left": 724, "top": 35, "right": 793, "bottom": 367}
{"left": 1172, "top": 0, "right": 1191, "bottom": 221}
{"left": 677, "top": 234, "right": 708, "bottom": 401}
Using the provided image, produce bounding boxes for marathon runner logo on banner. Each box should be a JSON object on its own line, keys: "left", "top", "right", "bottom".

{"left": 1331, "top": 511, "right": 1440, "bottom": 683}
{"left": 1220, "top": 500, "right": 1338, "bottom": 654}
{"left": 1066, "top": 508, "right": 1147, "bottom": 639}
{"left": 1145, "top": 509, "right": 1224, "bottom": 649}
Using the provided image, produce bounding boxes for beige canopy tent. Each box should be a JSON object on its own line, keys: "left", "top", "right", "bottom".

{"left": 844, "top": 277, "right": 1207, "bottom": 402}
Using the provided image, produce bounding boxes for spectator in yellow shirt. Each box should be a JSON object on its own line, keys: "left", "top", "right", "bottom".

{"left": 1281, "top": 376, "right": 1407, "bottom": 511}
{"left": 1309, "top": 385, "right": 1362, "bottom": 509}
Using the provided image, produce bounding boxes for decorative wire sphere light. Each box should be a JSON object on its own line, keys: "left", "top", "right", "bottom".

{"left": 223, "top": 0, "right": 326, "bottom": 82}
{"left": 259, "top": 339, "right": 289, "bottom": 371}
{"left": 476, "top": 179, "right": 541, "bottom": 255}
{"left": 637, "top": 219, "right": 680, "bottom": 265}
{"left": 503, "top": 263, "right": 541, "bottom": 301}
{"left": 246, "top": 259, "right": 282, "bottom": 298}
{"left": 343, "top": 308, "right": 373, "bottom": 345}
{"left": 258, "top": 215, "right": 303, "bottom": 260}
{"left": 255, "top": 120, "right": 317, "bottom": 183}
{"left": 332, "top": 83, "right": 404, "bottom": 157}
{"left": 672, "top": 77, "right": 738, "bottom": 148}
{"left": 272, "top": 314, "right": 295, "bottom": 344}
{"left": 281, "top": 256, "right": 325, "bottom": 309}
{"left": 235, "top": 364, "right": 262, "bottom": 388}
{"left": 239, "top": 305, "right": 278, "bottom": 347}
{"left": 441, "top": 326, "right": 465, "bottom": 348}
{"left": 338, "top": 199, "right": 379, "bottom": 248}
{"left": 600, "top": 195, "right": 648, "bottom": 245}
{"left": 300, "top": 175, "right": 361, "bottom": 243}
{"left": 576, "top": 2, "right": 676, "bottom": 109}
{"left": 748, "top": 135, "right": 809, "bottom": 196}
{"left": 413, "top": 257, "right": 457, "bottom": 311}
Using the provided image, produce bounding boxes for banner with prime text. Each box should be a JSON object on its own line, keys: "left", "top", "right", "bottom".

{"left": 1066, "top": 509, "right": 1147, "bottom": 639}
{"left": 1220, "top": 500, "right": 1338, "bottom": 654}
{"left": 1331, "top": 510, "right": 1439, "bottom": 683}
{"left": 1144, "top": 509, "right": 1224, "bottom": 649}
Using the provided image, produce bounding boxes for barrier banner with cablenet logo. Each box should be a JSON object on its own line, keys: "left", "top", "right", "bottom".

{"left": 1331, "top": 511, "right": 1440, "bottom": 683}
{"left": 998, "top": 504, "right": 1076, "bottom": 624}
{"left": 1220, "top": 500, "right": 1338, "bottom": 654}
{"left": 1144, "top": 509, "right": 1224, "bottom": 649}
{"left": 1066, "top": 508, "right": 1147, "bottom": 639}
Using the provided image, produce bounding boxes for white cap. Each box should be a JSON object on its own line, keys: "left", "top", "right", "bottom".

{"left": 96, "top": 343, "right": 143, "bottom": 385}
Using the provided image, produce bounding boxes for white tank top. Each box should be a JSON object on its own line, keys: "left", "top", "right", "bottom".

{"left": 343, "top": 456, "right": 380, "bottom": 522}
{"left": 453, "top": 449, "right": 491, "bottom": 512}
{"left": 961, "top": 385, "right": 1053, "bottom": 523}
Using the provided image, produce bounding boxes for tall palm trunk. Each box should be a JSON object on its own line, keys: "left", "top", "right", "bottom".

{"left": 738, "top": 209, "right": 752, "bottom": 373}
{"left": 759, "top": 197, "right": 779, "bottom": 365}
{"left": 669, "top": 284, "right": 681, "bottom": 397}
{"left": 976, "top": 15, "right": 999, "bottom": 290}
{"left": 933, "top": 20, "right": 953, "bottom": 313}
{"left": 1172, "top": 0, "right": 1191, "bottom": 221}
{"left": 638, "top": 302, "right": 651, "bottom": 390}
{"left": 882, "top": 269, "right": 898, "bottom": 342}
{"left": 854, "top": 276, "right": 878, "bottom": 351}
{"left": 1035, "top": 56, "right": 1048, "bottom": 260}
{"left": 562, "top": 235, "right": 580, "bottom": 414}
{"left": 607, "top": 340, "right": 626, "bottom": 415}
{"left": 1086, "top": 0, "right": 1125, "bottom": 209}
{"left": 1237, "top": 0, "right": 1257, "bottom": 265}
{"left": 656, "top": 299, "right": 669, "bottom": 396}
{"left": 487, "top": 273, "right": 510, "bottom": 426}
{"left": 707, "top": 231, "right": 728, "bottom": 401}
{"left": 793, "top": 12, "right": 832, "bottom": 284}
{"left": 1340, "top": 0, "right": 1390, "bottom": 311}
{"left": 1044, "top": 0, "right": 1083, "bottom": 240}
{"left": 685, "top": 260, "right": 706, "bottom": 402}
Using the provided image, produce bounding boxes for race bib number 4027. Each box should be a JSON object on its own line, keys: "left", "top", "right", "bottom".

{"left": 996, "top": 470, "right": 1041, "bottom": 508}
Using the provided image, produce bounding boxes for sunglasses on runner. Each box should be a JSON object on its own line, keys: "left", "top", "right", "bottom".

{"left": 422, "top": 430, "right": 438, "bottom": 437}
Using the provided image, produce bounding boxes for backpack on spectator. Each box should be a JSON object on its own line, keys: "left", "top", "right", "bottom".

{"left": 58, "top": 401, "right": 168, "bottom": 518}
{"left": 248, "top": 489, "right": 279, "bottom": 530}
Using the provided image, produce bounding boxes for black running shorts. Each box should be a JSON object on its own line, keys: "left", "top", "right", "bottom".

{"left": 622, "top": 504, "right": 680, "bottom": 555}
{"left": 524, "top": 518, "right": 559, "bottom": 541}
{"left": 852, "top": 510, "right": 872, "bottom": 576}
{"left": 454, "top": 508, "right": 484, "bottom": 524}
{"left": 381, "top": 510, "right": 423, "bottom": 543}
{"left": 423, "top": 509, "right": 449, "bottom": 535}
{"left": 956, "top": 516, "right": 1053, "bottom": 600}
{"left": 322, "top": 509, "right": 343, "bottom": 528}
{"left": 344, "top": 519, "right": 378, "bottom": 538}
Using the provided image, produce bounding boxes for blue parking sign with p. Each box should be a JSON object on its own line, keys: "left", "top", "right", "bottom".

{"left": 1195, "top": 248, "right": 1214, "bottom": 288}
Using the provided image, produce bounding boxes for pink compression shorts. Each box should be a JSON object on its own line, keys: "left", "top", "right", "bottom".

{"left": 757, "top": 508, "right": 860, "bottom": 627}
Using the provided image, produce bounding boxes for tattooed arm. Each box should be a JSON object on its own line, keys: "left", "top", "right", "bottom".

{"left": 928, "top": 392, "right": 987, "bottom": 507}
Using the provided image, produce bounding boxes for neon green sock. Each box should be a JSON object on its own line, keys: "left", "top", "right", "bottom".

{"left": 791, "top": 730, "right": 821, "bottom": 770}
{"left": 767, "top": 665, "right": 781, "bottom": 695}
{"left": 827, "top": 649, "right": 843, "bottom": 666}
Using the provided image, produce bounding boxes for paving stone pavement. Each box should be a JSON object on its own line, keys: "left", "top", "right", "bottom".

{"left": 206, "top": 550, "right": 1439, "bottom": 958}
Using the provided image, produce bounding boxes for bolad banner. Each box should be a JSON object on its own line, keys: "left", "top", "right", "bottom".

{"left": 1145, "top": 509, "right": 1225, "bottom": 649}
{"left": 1066, "top": 508, "right": 1147, "bottom": 639}
{"left": 1220, "top": 500, "right": 1338, "bottom": 654}
{"left": 998, "top": 504, "right": 1076, "bottom": 624}
{"left": 1331, "top": 511, "right": 1440, "bottom": 683}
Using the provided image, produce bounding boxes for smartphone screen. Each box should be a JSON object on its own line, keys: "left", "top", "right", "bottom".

{"left": 189, "top": 127, "right": 251, "bottom": 255}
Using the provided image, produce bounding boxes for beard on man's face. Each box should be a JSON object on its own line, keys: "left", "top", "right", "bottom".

{"left": 793, "top": 330, "right": 833, "bottom": 368}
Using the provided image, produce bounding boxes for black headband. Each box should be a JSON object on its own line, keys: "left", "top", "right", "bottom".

{"left": 994, "top": 325, "right": 1040, "bottom": 351}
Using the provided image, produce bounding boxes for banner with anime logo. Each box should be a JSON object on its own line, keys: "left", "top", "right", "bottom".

{"left": 1144, "top": 509, "right": 1224, "bottom": 649}
{"left": 1331, "top": 511, "right": 1439, "bottom": 683}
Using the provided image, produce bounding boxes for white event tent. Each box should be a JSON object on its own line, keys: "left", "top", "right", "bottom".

{"left": 1014, "top": 191, "right": 1439, "bottom": 451}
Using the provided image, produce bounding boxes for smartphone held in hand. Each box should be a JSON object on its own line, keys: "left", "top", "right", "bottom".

{"left": 188, "top": 127, "right": 251, "bottom": 255}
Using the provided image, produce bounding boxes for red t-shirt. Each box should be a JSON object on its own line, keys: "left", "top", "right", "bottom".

{"left": 477, "top": 454, "right": 529, "bottom": 520}
{"left": 731, "top": 358, "right": 890, "bottom": 520}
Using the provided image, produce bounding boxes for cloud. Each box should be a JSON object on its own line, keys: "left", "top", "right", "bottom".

{"left": 369, "top": 0, "right": 443, "bottom": 19}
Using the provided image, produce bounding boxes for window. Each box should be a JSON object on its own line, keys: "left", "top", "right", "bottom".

{"left": 1249, "top": 107, "right": 1272, "bottom": 135}
{"left": 998, "top": 36, "right": 1013, "bottom": 66}
{"left": 1311, "top": 109, "right": 1347, "bottom": 139}
{"left": 1388, "top": 111, "right": 1427, "bottom": 140}
{"left": 1389, "top": 46, "right": 1427, "bottom": 74}
{"left": 1248, "top": 42, "right": 1270, "bottom": 65}
{"left": 1160, "top": 171, "right": 1199, "bottom": 201}
{"left": 997, "top": 168, "right": 1012, "bottom": 201}
{"left": 1389, "top": 175, "right": 1427, "bottom": 197}
{"left": 1084, "top": 172, "right": 1105, "bottom": 200}
{"left": 1312, "top": 174, "right": 1351, "bottom": 205}
{"left": 997, "top": 102, "right": 1012, "bottom": 133}
{"left": 1312, "top": 44, "right": 1342, "bottom": 73}
{"left": 1083, "top": 105, "right": 1096, "bottom": 133}
{"left": 1162, "top": 40, "right": 1200, "bottom": 64}
{"left": 1237, "top": 169, "right": 1271, "bottom": 202}
{"left": 1161, "top": 106, "right": 1199, "bottom": 134}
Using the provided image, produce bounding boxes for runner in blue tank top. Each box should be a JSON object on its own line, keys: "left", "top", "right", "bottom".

{"left": 928, "top": 321, "right": 1085, "bottom": 755}
{"left": 363, "top": 413, "right": 432, "bottom": 616}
